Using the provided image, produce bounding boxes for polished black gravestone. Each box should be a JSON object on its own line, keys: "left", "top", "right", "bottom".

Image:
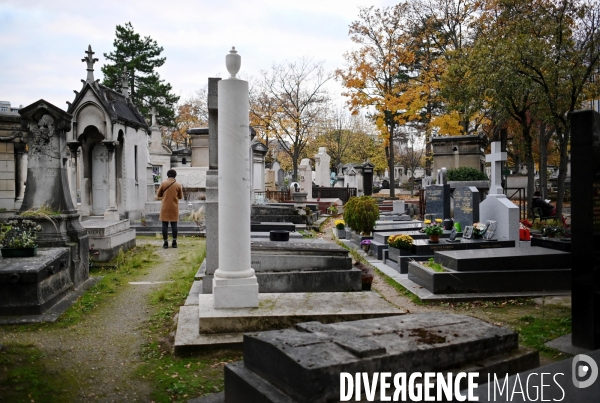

{"left": 408, "top": 247, "right": 571, "bottom": 294}
{"left": 570, "top": 110, "right": 600, "bottom": 350}
{"left": 410, "top": 238, "right": 515, "bottom": 256}
{"left": 453, "top": 186, "right": 480, "bottom": 231}
{"left": 531, "top": 237, "right": 571, "bottom": 252}
{"left": 425, "top": 184, "right": 451, "bottom": 219}
{"left": 194, "top": 313, "right": 538, "bottom": 403}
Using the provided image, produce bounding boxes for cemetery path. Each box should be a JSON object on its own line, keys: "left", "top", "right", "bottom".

{"left": 0, "top": 238, "right": 177, "bottom": 402}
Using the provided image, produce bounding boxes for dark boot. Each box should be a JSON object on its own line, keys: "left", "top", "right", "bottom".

{"left": 172, "top": 239, "right": 178, "bottom": 248}
{"left": 163, "top": 240, "right": 169, "bottom": 249}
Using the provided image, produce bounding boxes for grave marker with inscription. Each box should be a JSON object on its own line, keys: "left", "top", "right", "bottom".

{"left": 453, "top": 186, "right": 480, "bottom": 231}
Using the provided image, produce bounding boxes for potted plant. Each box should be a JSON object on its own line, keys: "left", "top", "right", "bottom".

{"left": 327, "top": 204, "right": 338, "bottom": 215}
{"left": 360, "top": 239, "right": 371, "bottom": 252}
{"left": 333, "top": 219, "right": 346, "bottom": 239}
{"left": 387, "top": 234, "right": 414, "bottom": 262}
{"left": 0, "top": 219, "right": 42, "bottom": 258}
{"left": 343, "top": 195, "right": 380, "bottom": 236}
{"left": 423, "top": 222, "right": 444, "bottom": 242}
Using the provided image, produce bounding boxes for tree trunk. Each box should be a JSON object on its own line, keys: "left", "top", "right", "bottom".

{"left": 554, "top": 125, "right": 570, "bottom": 222}
{"left": 388, "top": 132, "right": 395, "bottom": 199}
{"left": 538, "top": 124, "right": 550, "bottom": 199}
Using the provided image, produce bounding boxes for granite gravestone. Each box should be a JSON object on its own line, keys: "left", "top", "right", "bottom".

{"left": 453, "top": 186, "right": 480, "bottom": 231}
{"left": 570, "top": 109, "right": 600, "bottom": 350}
{"left": 425, "top": 185, "right": 450, "bottom": 220}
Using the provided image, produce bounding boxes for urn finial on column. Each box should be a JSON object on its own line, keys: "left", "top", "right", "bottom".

{"left": 226, "top": 46, "right": 241, "bottom": 79}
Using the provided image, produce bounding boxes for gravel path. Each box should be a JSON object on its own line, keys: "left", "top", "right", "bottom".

{"left": 0, "top": 239, "right": 176, "bottom": 402}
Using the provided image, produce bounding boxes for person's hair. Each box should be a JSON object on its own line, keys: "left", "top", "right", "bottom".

{"left": 167, "top": 169, "right": 177, "bottom": 178}
{"left": 533, "top": 191, "right": 541, "bottom": 197}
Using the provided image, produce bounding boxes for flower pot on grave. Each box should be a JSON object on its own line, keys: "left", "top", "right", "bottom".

{"left": 429, "top": 235, "right": 440, "bottom": 242}
{"left": 335, "top": 228, "right": 346, "bottom": 239}
{"left": 1, "top": 246, "right": 38, "bottom": 258}
{"left": 388, "top": 246, "right": 412, "bottom": 263}
{"left": 361, "top": 244, "right": 370, "bottom": 252}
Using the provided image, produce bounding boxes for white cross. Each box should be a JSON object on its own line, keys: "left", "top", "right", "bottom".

{"left": 486, "top": 141, "right": 506, "bottom": 194}
{"left": 150, "top": 107, "right": 159, "bottom": 127}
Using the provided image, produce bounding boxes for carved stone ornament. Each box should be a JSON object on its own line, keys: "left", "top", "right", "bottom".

{"left": 28, "top": 114, "right": 58, "bottom": 157}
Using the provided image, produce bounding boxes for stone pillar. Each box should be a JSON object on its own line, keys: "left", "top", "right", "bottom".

{"left": 103, "top": 140, "right": 119, "bottom": 220}
{"left": 570, "top": 110, "right": 600, "bottom": 350}
{"left": 213, "top": 47, "right": 258, "bottom": 309}
{"left": 67, "top": 141, "right": 79, "bottom": 207}
{"left": 203, "top": 77, "right": 222, "bottom": 294}
{"left": 14, "top": 142, "right": 27, "bottom": 204}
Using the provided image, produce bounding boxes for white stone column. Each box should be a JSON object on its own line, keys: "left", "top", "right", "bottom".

{"left": 213, "top": 47, "right": 258, "bottom": 309}
{"left": 14, "top": 142, "right": 27, "bottom": 204}
{"left": 103, "top": 140, "right": 120, "bottom": 220}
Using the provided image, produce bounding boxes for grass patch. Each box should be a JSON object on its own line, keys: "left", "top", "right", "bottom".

{"left": 136, "top": 238, "right": 243, "bottom": 402}
{"left": 0, "top": 343, "right": 78, "bottom": 402}
{"left": 429, "top": 298, "right": 572, "bottom": 361}
{"left": 424, "top": 258, "right": 445, "bottom": 272}
{"left": 375, "top": 268, "right": 425, "bottom": 305}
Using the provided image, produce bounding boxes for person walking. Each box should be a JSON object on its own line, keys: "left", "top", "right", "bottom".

{"left": 156, "top": 169, "right": 183, "bottom": 248}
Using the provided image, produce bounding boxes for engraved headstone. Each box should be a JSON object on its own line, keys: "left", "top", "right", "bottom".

{"left": 425, "top": 184, "right": 450, "bottom": 219}
{"left": 453, "top": 186, "right": 480, "bottom": 231}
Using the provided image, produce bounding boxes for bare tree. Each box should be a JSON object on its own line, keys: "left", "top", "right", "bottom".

{"left": 396, "top": 129, "right": 425, "bottom": 196}
{"left": 252, "top": 58, "right": 332, "bottom": 180}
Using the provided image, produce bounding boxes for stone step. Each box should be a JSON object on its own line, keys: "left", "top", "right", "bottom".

{"left": 435, "top": 247, "right": 571, "bottom": 272}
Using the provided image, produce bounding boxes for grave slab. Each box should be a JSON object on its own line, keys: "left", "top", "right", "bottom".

{"left": 530, "top": 237, "right": 571, "bottom": 252}
{"left": 174, "top": 292, "right": 403, "bottom": 354}
{"left": 435, "top": 247, "right": 571, "bottom": 272}
{"left": 227, "top": 313, "right": 535, "bottom": 403}
{"left": 198, "top": 292, "right": 404, "bottom": 334}
{"left": 408, "top": 261, "right": 571, "bottom": 294}
{"left": 411, "top": 238, "right": 515, "bottom": 255}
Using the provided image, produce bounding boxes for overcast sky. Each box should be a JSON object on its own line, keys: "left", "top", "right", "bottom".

{"left": 1, "top": 0, "right": 397, "bottom": 112}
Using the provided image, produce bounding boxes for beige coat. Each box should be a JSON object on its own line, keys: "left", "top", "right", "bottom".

{"left": 157, "top": 178, "right": 183, "bottom": 222}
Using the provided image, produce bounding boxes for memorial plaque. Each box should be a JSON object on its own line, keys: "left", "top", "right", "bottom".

{"left": 425, "top": 184, "right": 450, "bottom": 219}
{"left": 463, "top": 226, "right": 473, "bottom": 239}
{"left": 453, "top": 186, "right": 480, "bottom": 231}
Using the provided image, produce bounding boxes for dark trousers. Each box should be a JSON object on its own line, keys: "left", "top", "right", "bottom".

{"left": 162, "top": 221, "right": 178, "bottom": 240}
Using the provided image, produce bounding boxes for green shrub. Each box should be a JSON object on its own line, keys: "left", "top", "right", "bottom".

{"left": 447, "top": 167, "right": 488, "bottom": 181}
{"left": 343, "top": 196, "right": 379, "bottom": 235}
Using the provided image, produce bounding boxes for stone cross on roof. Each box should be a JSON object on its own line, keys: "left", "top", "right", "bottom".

{"left": 150, "top": 107, "right": 159, "bottom": 127}
{"left": 121, "top": 67, "right": 129, "bottom": 98}
{"left": 82, "top": 45, "right": 98, "bottom": 83}
{"left": 486, "top": 141, "right": 507, "bottom": 194}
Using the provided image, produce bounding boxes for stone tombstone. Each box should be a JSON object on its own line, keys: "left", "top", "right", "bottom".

{"left": 314, "top": 147, "right": 331, "bottom": 187}
{"left": 425, "top": 184, "right": 450, "bottom": 220}
{"left": 18, "top": 99, "right": 89, "bottom": 286}
{"left": 265, "top": 169, "right": 276, "bottom": 191}
{"left": 479, "top": 142, "right": 520, "bottom": 245}
{"left": 361, "top": 160, "right": 374, "bottom": 196}
{"left": 298, "top": 158, "right": 312, "bottom": 192}
{"left": 422, "top": 175, "right": 433, "bottom": 187}
{"left": 453, "top": 186, "right": 480, "bottom": 231}
{"left": 570, "top": 109, "right": 600, "bottom": 349}
{"left": 277, "top": 169, "right": 284, "bottom": 190}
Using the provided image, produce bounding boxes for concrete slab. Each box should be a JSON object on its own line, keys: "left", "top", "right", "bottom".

{"left": 198, "top": 292, "right": 404, "bottom": 334}
{"left": 545, "top": 333, "right": 594, "bottom": 356}
{"left": 174, "top": 292, "right": 403, "bottom": 353}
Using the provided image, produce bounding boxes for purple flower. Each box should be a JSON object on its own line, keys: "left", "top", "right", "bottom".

{"left": 360, "top": 239, "right": 371, "bottom": 245}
